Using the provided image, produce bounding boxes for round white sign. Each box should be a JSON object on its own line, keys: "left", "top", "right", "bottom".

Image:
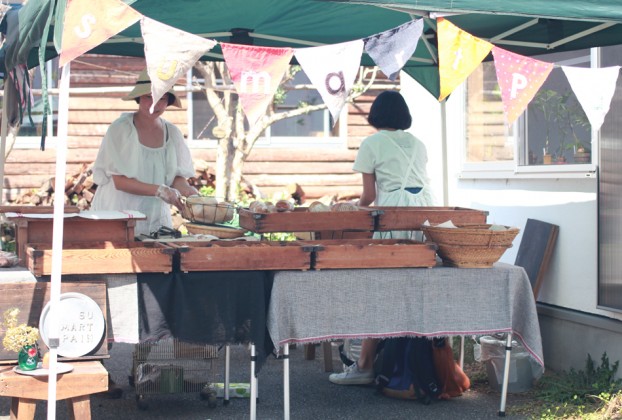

{"left": 39, "top": 292, "right": 106, "bottom": 358}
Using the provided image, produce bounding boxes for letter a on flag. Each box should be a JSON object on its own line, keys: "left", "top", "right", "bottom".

{"left": 142, "top": 17, "right": 217, "bottom": 113}
{"left": 295, "top": 40, "right": 364, "bottom": 124}
{"left": 438, "top": 18, "right": 492, "bottom": 101}
{"left": 221, "top": 43, "right": 294, "bottom": 126}
{"left": 60, "top": 0, "right": 141, "bottom": 67}
{"left": 492, "top": 46, "right": 554, "bottom": 126}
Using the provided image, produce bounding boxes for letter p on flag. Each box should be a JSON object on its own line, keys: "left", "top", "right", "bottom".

{"left": 492, "top": 47, "right": 554, "bottom": 125}
{"left": 60, "top": 0, "right": 141, "bottom": 67}
{"left": 510, "top": 73, "right": 528, "bottom": 99}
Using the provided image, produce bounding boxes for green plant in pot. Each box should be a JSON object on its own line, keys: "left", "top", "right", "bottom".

{"left": 532, "top": 89, "right": 591, "bottom": 165}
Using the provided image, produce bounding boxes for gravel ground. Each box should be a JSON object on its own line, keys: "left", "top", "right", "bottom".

{"left": 0, "top": 342, "right": 532, "bottom": 419}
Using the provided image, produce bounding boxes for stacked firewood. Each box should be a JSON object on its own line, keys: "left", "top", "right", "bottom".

{"left": 11, "top": 160, "right": 219, "bottom": 209}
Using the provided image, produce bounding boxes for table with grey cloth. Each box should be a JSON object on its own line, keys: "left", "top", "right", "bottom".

{"left": 267, "top": 262, "right": 544, "bottom": 369}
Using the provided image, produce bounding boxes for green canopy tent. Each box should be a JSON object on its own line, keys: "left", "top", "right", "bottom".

{"left": 2, "top": 1, "right": 622, "bottom": 418}
{"left": 4, "top": 0, "right": 622, "bottom": 98}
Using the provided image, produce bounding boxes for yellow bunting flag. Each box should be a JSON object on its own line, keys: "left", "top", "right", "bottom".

{"left": 59, "top": 0, "right": 142, "bottom": 67}
{"left": 438, "top": 18, "right": 493, "bottom": 101}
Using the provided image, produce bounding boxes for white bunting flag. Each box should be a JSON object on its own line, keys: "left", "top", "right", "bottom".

{"left": 141, "top": 17, "right": 217, "bottom": 112}
{"left": 295, "top": 40, "right": 364, "bottom": 124}
{"left": 562, "top": 65, "right": 620, "bottom": 131}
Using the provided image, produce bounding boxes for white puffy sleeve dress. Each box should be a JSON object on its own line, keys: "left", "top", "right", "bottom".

{"left": 353, "top": 129, "right": 434, "bottom": 239}
{"left": 90, "top": 113, "right": 195, "bottom": 236}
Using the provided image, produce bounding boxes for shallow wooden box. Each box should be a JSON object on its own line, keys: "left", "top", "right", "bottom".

{"left": 172, "top": 240, "right": 312, "bottom": 272}
{"left": 302, "top": 239, "right": 438, "bottom": 270}
{"left": 238, "top": 207, "right": 377, "bottom": 234}
{"left": 25, "top": 241, "right": 175, "bottom": 277}
{"left": 3, "top": 210, "right": 140, "bottom": 266}
{"left": 369, "top": 206, "right": 489, "bottom": 231}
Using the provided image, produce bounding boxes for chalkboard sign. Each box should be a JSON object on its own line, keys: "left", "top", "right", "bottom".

{"left": 514, "top": 219, "right": 559, "bottom": 300}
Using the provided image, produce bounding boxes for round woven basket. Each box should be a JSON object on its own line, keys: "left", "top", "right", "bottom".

{"left": 421, "top": 224, "right": 519, "bottom": 247}
{"left": 184, "top": 196, "right": 235, "bottom": 224}
{"left": 435, "top": 244, "right": 512, "bottom": 268}
{"left": 421, "top": 224, "right": 520, "bottom": 268}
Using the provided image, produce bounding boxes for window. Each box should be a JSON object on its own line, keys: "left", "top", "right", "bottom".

{"left": 463, "top": 49, "right": 595, "bottom": 174}
{"left": 189, "top": 68, "right": 344, "bottom": 147}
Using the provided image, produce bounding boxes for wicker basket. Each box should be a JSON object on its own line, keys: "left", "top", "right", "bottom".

{"left": 184, "top": 196, "right": 235, "bottom": 224}
{"left": 421, "top": 224, "right": 520, "bottom": 268}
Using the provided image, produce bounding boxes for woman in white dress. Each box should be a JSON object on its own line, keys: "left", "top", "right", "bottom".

{"left": 329, "top": 90, "right": 434, "bottom": 385}
{"left": 91, "top": 70, "right": 198, "bottom": 237}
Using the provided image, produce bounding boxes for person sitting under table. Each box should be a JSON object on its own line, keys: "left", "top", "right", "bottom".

{"left": 90, "top": 69, "right": 199, "bottom": 397}
{"left": 329, "top": 90, "right": 434, "bottom": 385}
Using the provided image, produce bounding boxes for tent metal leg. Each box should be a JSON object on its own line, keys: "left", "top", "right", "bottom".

{"left": 284, "top": 344, "right": 290, "bottom": 420}
{"left": 224, "top": 344, "right": 230, "bottom": 405}
{"left": 250, "top": 344, "right": 257, "bottom": 420}
{"left": 498, "top": 332, "right": 513, "bottom": 416}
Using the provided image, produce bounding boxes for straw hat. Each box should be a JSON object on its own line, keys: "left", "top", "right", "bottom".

{"left": 122, "top": 69, "right": 182, "bottom": 108}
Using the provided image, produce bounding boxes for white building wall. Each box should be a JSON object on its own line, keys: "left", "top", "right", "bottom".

{"left": 400, "top": 73, "right": 622, "bottom": 323}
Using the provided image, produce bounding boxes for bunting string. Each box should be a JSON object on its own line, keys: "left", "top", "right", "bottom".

{"left": 55, "top": 0, "right": 621, "bottom": 127}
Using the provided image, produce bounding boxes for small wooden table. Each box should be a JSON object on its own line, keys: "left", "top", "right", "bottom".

{"left": 0, "top": 361, "right": 108, "bottom": 420}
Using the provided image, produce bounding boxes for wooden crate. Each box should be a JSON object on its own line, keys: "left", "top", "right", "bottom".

{"left": 25, "top": 241, "right": 175, "bottom": 277}
{"left": 0, "top": 281, "right": 108, "bottom": 363}
{"left": 4, "top": 214, "right": 141, "bottom": 266}
{"left": 238, "top": 207, "right": 376, "bottom": 234}
{"left": 370, "top": 206, "right": 489, "bottom": 231}
{"left": 172, "top": 240, "right": 312, "bottom": 272}
{"left": 305, "top": 239, "right": 438, "bottom": 269}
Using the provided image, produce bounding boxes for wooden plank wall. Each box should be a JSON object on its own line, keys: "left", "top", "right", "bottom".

{"left": 2, "top": 56, "right": 380, "bottom": 203}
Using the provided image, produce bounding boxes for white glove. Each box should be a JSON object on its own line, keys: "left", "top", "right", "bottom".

{"left": 156, "top": 184, "right": 182, "bottom": 207}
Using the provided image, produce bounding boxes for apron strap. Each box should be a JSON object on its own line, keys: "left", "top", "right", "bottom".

{"left": 379, "top": 132, "right": 419, "bottom": 192}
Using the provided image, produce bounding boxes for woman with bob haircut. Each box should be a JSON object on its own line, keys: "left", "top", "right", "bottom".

{"left": 329, "top": 90, "right": 434, "bottom": 386}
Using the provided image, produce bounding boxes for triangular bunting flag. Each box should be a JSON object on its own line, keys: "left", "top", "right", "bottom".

{"left": 438, "top": 18, "right": 493, "bottom": 102}
{"left": 142, "top": 17, "right": 217, "bottom": 113}
{"left": 364, "top": 19, "right": 423, "bottom": 81}
{"left": 295, "top": 40, "right": 364, "bottom": 124}
{"left": 562, "top": 65, "right": 620, "bottom": 131}
{"left": 59, "top": 0, "right": 141, "bottom": 67}
{"left": 221, "top": 43, "right": 294, "bottom": 126}
{"left": 492, "top": 46, "right": 554, "bottom": 126}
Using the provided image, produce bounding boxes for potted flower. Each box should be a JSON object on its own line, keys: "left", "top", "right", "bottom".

{"left": 2, "top": 308, "right": 40, "bottom": 370}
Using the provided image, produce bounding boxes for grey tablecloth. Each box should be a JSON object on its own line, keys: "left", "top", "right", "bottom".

{"left": 267, "top": 262, "right": 544, "bottom": 369}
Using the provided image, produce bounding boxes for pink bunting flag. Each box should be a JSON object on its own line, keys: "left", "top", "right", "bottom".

{"left": 492, "top": 46, "right": 554, "bottom": 126}
{"left": 221, "top": 43, "right": 294, "bottom": 126}
{"left": 60, "top": 0, "right": 141, "bottom": 67}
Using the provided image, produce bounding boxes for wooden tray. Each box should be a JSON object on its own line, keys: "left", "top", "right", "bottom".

{"left": 6, "top": 216, "right": 140, "bottom": 267}
{"left": 369, "top": 206, "right": 489, "bottom": 231}
{"left": 25, "top": 241, "right": 175, "bottom": 277}
{"left": 238, "top": 207, "right": 377, "bottom": 234}
{"left": 185, "top": 222, "right": 248, "bottom": 239}
{"left": 301, "top": 239, "right": 438, "bottom": 270}
{"left": 171, "top": 240, "right": 312, "bottom": 272}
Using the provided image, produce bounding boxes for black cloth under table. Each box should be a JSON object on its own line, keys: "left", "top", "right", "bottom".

{"left": 137, "top": 270, "right": 273, "bottom": 371}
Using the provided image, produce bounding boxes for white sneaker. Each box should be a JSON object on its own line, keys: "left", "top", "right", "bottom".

{"left": 329, "top": 362, "right": 374, "bottom": 385}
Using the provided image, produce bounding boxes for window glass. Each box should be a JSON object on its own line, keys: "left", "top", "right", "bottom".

{"left": 465, "top": 50, "right": 593, "bottom": 168}
{"left": 525, "top": 51, "right": 591, "bottom": 166}
{"left": 465, "top": 62, "right": 514, "bottom": 164}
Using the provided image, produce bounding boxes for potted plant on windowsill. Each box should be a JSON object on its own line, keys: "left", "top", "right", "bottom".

{"left": 567, "top": 141, "right": 591, "bottom": 163}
